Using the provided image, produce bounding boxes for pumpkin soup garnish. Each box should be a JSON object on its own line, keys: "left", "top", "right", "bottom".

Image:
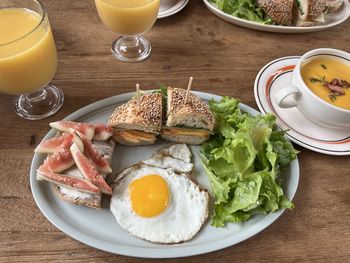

{"left": 320, "top": 64, "right": 327, "bottom": 69}
{"left": 309, "top": 76, "right": 349, "bottom": 102}
{"left": 309, "top": 76, "right": 326, "bottom": 83}
{"left": 323, "top": 78, "right": 349, "bottom": 101}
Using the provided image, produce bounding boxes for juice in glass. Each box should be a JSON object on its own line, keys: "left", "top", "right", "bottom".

{"left": 95, "top": 0, "right": 160, "bottom": 35}
{"left": 0, "top": 0, "right": 64, "bottom": 120}
{"left": 94, "top": 0, "right": 160, "bottom": 62}
{"left": 0, "top": 8, "right": 57, "bottom": 95}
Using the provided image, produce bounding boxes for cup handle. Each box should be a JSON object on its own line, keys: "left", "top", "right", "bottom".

{"left": 274, "top": 86, "right": 299, "bottom": 108}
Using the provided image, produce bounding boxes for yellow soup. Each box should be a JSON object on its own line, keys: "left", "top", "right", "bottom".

{"left": 95, "top": 0, "right": 160, "bottom": 35}
{"left": 301, "top": 57, "right": 350, "bottom": 110}
{"left": 0, "top": 8, "right": 57, "bottom": 95}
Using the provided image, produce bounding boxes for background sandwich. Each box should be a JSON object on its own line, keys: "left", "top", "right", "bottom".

{"left": 257, "top": 0, "right": 294, "bottom": 25}
{"left": 293, "top": 0, "right": 327, "bottom": 26}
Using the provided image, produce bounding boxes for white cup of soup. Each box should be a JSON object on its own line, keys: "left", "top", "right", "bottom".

{"left": 275, "top": 48, "right": 350, "bottom": 129}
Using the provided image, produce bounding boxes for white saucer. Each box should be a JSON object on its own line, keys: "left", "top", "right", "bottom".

{"left": 254, "top": 56, "right": 350, "bottom": 156}
{"left": 158, "top": 0, "right": 189, "bottom": 18}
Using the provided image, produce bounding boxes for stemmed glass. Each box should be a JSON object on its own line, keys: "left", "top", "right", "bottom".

{"left": 94, "top": 0, "right": 160, "bottom": 62}
{"left": 0, "top": 0, "right": 63, "bottom": 120}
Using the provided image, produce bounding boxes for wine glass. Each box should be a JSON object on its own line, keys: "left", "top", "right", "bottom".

{"left": 94, "top": 0, "right": 160, "bottom": 62}
{"left": 0, "top": 0, "right": 63, "bottom": 120}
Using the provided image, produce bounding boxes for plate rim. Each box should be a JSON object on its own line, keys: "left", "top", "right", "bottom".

{"left": 202, "top": 0, "right": 350, "bottom": 33}
{"left": 253, "top": 56, "right": 350, "bottom": 156}
{"left": 30, "top": 91, "right": 300, "bottom": 258}
{"left": 158, "top": 0, "right": 189, "bottom": 19}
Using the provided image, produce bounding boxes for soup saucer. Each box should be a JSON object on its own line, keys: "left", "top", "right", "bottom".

{"left": 254, "top": 56, "right": 350, "bottom": 156}
{"left": 158, "top": 0, "right": 189, "bottom": 18}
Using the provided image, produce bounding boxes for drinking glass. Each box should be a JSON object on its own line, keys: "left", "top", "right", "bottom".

{"left": 94, "top": 0, "right": 160, "bottom": 62}
{"left": 0, "top": 0, "right": 63, "bottom": 120}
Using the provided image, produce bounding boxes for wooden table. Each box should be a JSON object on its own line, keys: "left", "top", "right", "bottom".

{"left": 1, "top": 0, "right": 349, "bottom": 262}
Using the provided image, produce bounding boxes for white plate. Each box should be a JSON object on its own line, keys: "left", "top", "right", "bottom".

{"left": 254, "top": 56, "right": 350, "bottom": 155}
{"left": 203, "top": 0, "right": 350, "bottom": 33}
{"left": 158, "top": 0, "right": 189, "bottom": 19}
{"left": 30, "top": 91, "right": 299, "bottom": 258}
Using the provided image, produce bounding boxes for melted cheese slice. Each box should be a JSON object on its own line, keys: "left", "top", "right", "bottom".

{"left": 114, "top": 130, "right": 156, "bottom": 143}
{"left": 161, "top": 127, "right": 210, "bottom": 138}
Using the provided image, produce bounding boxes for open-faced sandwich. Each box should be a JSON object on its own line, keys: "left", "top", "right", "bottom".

{"left": 35, "top": 121, "right": 114, "bottom": 209}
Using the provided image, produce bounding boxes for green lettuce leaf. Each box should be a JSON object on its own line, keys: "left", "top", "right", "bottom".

{"left": 200, "top": 153, "right": 231, "bottom": 204}
{"left": 270, "top": 130, "right": 299, "bottom": 167}
{"left": 210, "top": 0, "right": 274, "bottom": 24}
{"left": 201, "top": 96, "right": 297, "bottom": 227}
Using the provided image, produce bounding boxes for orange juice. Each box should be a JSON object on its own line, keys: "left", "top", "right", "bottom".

{"left": 0, "top": 8, "right": 57, "bottom": 95}
{"left": 95, "top": 0, "right": 160, "bottom": 35}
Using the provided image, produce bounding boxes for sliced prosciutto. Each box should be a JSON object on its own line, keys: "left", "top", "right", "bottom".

{"left": 92, "top": 124, "right": 113, "bottom": 141}
{"left": 38, "top": 150, "right": 75, "bottom": 174}
{"left": 35, "top": 133, "right": 74, "bottom": 154}
{"left": 76, "top": 131, "right": 112, "bottom": 174}
{"left": 70, "top": 143, "right": 112, "bottom": 195}
{"left": 50, "top": 120, "right": 95, "bottom": 140}
{"left": 37, "top": 170, "right": 100, "bottom": 194}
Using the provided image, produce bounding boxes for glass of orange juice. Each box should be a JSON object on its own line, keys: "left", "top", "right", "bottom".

{"left": 94, "top": 0, "right": 160, "bottom": 62}
{"left": 0, "top": 0, "right": 63, "bottom": 120}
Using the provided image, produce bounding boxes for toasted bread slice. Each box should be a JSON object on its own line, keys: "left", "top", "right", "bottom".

{"left": 257, "top": 0, "right": 294, "bottom": 25}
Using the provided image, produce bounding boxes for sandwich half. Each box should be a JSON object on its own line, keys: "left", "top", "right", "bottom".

{"left": 161, "top": 87, "right": 215, "bottom": 145}
{"left": 293, "top": 0, "right": 327, "bottom": 26}
{"left": 108, "top": 93, "right": 163, "bottom": 146}
{"left": 256, "top": 0, "right": 294, "bottom": 25}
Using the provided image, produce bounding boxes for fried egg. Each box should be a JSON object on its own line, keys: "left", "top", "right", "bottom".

{"left": 110, "top": 163, "right": 209, "bottom": 244}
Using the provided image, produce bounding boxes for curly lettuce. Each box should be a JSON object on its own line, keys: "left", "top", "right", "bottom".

{"left": 200, "top": 97, "right": 298, "bottom": 227}
{"left": 210, "top": 0, "right": 274, "bottom": 25}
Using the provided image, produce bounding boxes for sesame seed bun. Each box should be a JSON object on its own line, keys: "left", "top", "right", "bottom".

{"left": 165, "top": 87, "right": 215, "bottom": 131}
{"left": 257, "top": 0, "right": 294, "bottom": 25}
{"left": 108, "top": 93, "right": 163, "bottom": 135}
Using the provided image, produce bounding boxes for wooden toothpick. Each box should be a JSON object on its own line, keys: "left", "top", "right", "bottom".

{"left": 184, "top": 76, "right": 193, "bottom": 104}
{"left": 136, "top": 83, "right": 141, "bottom": 113}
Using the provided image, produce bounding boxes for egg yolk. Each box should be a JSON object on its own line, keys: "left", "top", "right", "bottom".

{"left": 129, "top": 174, "right": 169, "bottom": 218}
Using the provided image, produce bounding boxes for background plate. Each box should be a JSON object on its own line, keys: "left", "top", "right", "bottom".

{"left": 158, "top": 0, "right": 189, "bottom": 18}
{"left": 30, "top": 91, "right": 299, "bottom": 258}
{"left": 203, "top": 0, "right": 350, "bottom": 33}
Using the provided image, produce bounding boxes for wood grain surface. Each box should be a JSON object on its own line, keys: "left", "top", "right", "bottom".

{"left": 1, "top": 0, "right": 350, "bottom": 262}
